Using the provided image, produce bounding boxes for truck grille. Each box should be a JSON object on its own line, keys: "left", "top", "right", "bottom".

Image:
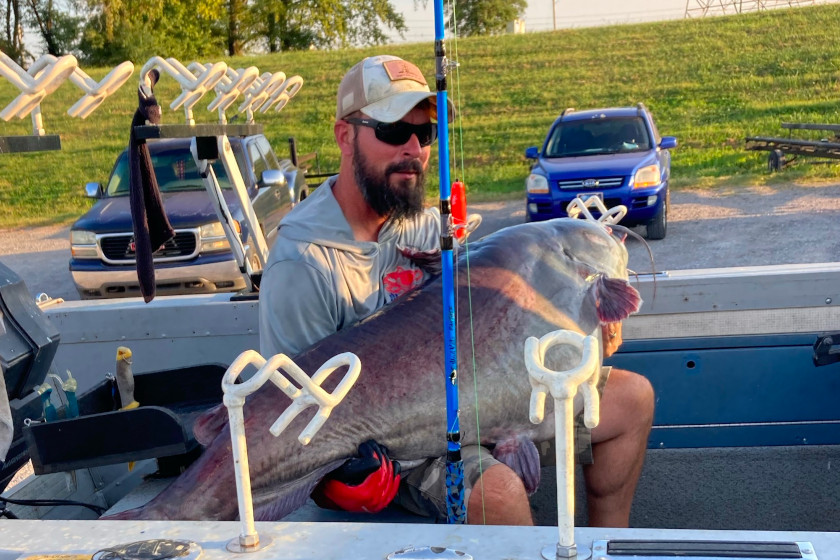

{"left": 99, "top": 230, "right": 199, "bottom": 264}
{"left": 557, "top": 177, "right": 624, "bottom": 190}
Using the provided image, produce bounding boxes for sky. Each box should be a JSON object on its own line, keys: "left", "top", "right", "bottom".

{"left": 389, "top": 0, "right": 687, "bottom": 43}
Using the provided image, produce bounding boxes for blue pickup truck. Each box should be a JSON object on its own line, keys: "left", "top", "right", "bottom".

{"left": 69, "top": 134, "right": 307, "bottom": 299}
{"left": 525, "top": 104, "right": 677, "bottom": 239}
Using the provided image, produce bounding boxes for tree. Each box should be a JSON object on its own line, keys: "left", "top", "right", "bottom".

{"left": 1, "top": 0, "right": 28, "bottom": 63}
{"left": 78, "top": 0, "right": 227, "bottom": 64}
{"left": 25, "top": 0, "right": 81, "bottom": 56}
{"left": 417, "top": 0, "right": 527, "bottom": 37}
{"left": 227, "top": 0, "right": 246, "bottom": 55}
{"left": 250, "top": 0, "right": 407, "bottom": 52}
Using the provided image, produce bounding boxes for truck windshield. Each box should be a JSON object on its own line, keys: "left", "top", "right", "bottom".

{"left": 105, "top": 148, "right": 241, "bottom": 196}
{"left": 544, "top": 117, "right": 651, "bottom": 157}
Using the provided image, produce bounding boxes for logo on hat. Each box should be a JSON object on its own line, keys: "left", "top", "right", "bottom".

{"left": 382, "top": 60, "right": 427, "bottom": 86}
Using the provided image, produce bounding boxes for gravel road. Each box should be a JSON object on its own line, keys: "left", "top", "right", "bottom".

{"left": 1, "top": 182, "right": 839, "bottom": 300}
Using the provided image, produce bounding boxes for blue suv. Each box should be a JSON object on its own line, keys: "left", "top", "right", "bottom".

{"left": 525, "top": 104, "right": 677, "bottom": 239}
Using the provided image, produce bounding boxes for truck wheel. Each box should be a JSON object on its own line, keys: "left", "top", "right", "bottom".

{"left": 768, "top": 149, "right": 785, "bottom": 172}
{"left": 646, "top": 201, "right": 667, "bottom": 240}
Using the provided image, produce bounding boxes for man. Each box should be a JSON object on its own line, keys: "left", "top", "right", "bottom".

{"left": 259, "top": 54, "right": 654, "bottom": 526}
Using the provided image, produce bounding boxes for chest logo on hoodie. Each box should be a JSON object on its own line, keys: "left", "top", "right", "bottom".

{"left": 383, "top": 265, "right": 424, "bottom": 301}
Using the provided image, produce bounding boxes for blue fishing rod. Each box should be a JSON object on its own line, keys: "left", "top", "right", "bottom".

{"left": 432, "top": 0, "right": 466, "bottom": 524}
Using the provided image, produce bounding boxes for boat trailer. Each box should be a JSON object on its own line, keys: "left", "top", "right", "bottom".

{"left": 745, "top": 122, "right": 840, "bottom": 171}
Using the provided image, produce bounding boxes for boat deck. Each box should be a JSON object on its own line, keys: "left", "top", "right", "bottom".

{"left": 1, "top": 520, "right": 837, "bottom": 560}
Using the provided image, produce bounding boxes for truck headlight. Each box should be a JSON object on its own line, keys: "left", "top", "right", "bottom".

{"left": 526, "top": 173, "right": 549, "bottom": 194}
{"left": 70, "top": 230, "right": 98, "bottom": 258}
{"left": 632, "top": 165, "right": 661, "bottom": 189}
{"left": 199, "top": 221, "right": 238, "bottom": 253}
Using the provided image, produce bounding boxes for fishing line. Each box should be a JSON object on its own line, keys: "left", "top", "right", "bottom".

{"left": 445, "top": 0, "right": 487, "bottom": 525}
{"left": 609, "top": 223, "right": 657, "bottom": 300}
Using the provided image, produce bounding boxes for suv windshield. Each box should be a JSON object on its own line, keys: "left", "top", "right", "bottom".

{"left": 105, "top": 147, "right": 242, "bottom": 196}
{"left": 544, "top": 116, "right": 651, "bottom": 157}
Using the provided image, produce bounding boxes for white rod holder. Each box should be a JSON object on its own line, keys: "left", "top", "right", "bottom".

{"left": 0, "top": 51, "right": 132, "bottom": 132}
{"left": 0, "top": 51, "right": 77, "bottom": 130}
{"left": 137, "top": 57, "right": 303, "bottom": 125}
{"left": 222, "top": 349, "right": 361, "bottom": 552}
{"left": 139, "top": 56, "right": 228, "bottom": 125}
{"left": 526, "top": 329, "right": 600, "bottom": 560}
{"left": 566, "top": 196, "right": 627, "bottom": 225}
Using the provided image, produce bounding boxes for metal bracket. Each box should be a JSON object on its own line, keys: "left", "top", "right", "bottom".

{"left": 813, "top": 333, "right": 840, "bottom": 366}
{"left": 134, "top": 123, "right": 263, "bottom": 140}
{"left": 387, "top": 546, "right": 473, "bottom": 560}
{"left": 0, "top": 134, "right": 60, "bottom": 153}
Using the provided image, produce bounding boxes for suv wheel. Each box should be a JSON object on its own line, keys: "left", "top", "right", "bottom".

{"left": 646, "top": 196, "right": 668, "bottom": 240}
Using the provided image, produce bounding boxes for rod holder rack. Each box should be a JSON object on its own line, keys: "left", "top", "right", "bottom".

{"left": 139, "top": 56, "right": 304, "bottom": 125}
{"left": 0, "top": 50, "right": 133, "bottom": 137}
{"left": 221, "top": 349, "right": 361, "bottom": 553}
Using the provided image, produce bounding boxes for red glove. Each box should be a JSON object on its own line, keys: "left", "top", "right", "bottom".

{"left": 312, "top": 440, "right": 401, "bottom": 513}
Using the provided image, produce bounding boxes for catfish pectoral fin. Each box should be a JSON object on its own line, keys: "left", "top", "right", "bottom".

{"left": 193, "top": 402, "right": 228, "bottom": 446}
{"left": 490, "top": 434, "right": 541, "bottom": 495}
{"left": 592, "top": 275, "right": 642, "bottom": 323}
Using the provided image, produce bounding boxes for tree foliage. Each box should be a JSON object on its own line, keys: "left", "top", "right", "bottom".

{"left": 25, "top": 0, "right": 81, "bottom": 56}
{"left": 445, "top": 0, "right": 527, "bottom": 36}
{"left": 73, "top": 0, "right": 406, "bottom": 63}
{"left": 5, "top": 0, "right": 411, "bottom": 64}
{"left": 1, "top": 0, "right": 28, "bottom": 63}
{"left": 250, "top": 0, "right": 406, "bottom": 52}
{"left": 77, "top": 0, "right": 227, "bottom": 64}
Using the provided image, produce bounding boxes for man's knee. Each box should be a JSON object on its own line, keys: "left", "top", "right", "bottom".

{"left": 595, "top": 369, "right": 654, "bottom": 441}
{"left": 619, "top": 368, "right": 654, "bottom": 425}
{"left": 468, "top": 463, "right": 533, "bottom": 525}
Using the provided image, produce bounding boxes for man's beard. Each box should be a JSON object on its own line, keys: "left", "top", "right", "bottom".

{"left": 353, "top": 137, "right": 426, "bottom": 221}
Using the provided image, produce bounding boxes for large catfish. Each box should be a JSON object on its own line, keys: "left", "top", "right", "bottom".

{"left": 106, "top": 218, "right": 641, "bottom": 521}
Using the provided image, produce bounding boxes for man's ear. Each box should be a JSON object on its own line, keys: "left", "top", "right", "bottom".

{"left": 335, "top": 120, "right": 355, "bottom": 157}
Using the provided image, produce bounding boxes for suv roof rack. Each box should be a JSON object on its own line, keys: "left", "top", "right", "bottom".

{"left": 561, "top": 108, "right": 575, "bottom": 118}
{"left": 636, "top": 102, "right": 647, "bottom": 115}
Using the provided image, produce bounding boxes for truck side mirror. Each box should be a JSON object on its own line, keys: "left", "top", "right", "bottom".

{"left": 84, "top": 182, "right": 103, "bottom": 198}
{"left": 525, "top": 146, "right": 539, "bottom": 159}
{"left": 659, "top": 136, "right": 677, "bottom": 150}
{"left": 261, "top": 169, "right": 287, "bottom": 187}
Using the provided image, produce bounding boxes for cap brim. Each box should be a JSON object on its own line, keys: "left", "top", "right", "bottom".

{"left": 362, "top": 91, "right": 456, "bottom": 123}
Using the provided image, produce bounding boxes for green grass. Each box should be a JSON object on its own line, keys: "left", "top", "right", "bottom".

{"left": 3, "top": 4, "right": 840, "bottom": 228}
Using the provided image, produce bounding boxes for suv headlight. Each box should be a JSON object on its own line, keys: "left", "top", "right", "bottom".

{"left": 526, "top": 173, "right": 549, "bottom": 194}
{"left": 199, "top": 221, "right": 238, "bottom": 253}
{"left": 632, "top": 164, "right": 662, "bottom": 189}
{"left": 70, "top": 230, "right": 98, "bottom": 258}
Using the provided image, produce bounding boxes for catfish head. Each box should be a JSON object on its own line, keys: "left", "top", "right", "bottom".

{"left": 468, "top": 218, "right": 641, "bottom": 341}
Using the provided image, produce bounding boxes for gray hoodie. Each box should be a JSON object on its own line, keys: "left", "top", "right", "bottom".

{"left": 259, "top": 175, "right": 441, "bottom": 357}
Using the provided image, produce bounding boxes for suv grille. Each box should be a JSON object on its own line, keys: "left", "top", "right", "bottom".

{"left": 557, "top": 177, "right": 624, "bottom": 190}
{"left": 99, "top": 230, "right": 199, "bottom": 264}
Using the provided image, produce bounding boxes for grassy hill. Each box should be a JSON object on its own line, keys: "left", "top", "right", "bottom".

{"left": 2, "top": 3, "right": 840, "bottom": 228}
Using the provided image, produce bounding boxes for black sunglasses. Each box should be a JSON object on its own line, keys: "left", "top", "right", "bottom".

{"left": 345, "top": 117, "right": 438, "bottom": 147}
